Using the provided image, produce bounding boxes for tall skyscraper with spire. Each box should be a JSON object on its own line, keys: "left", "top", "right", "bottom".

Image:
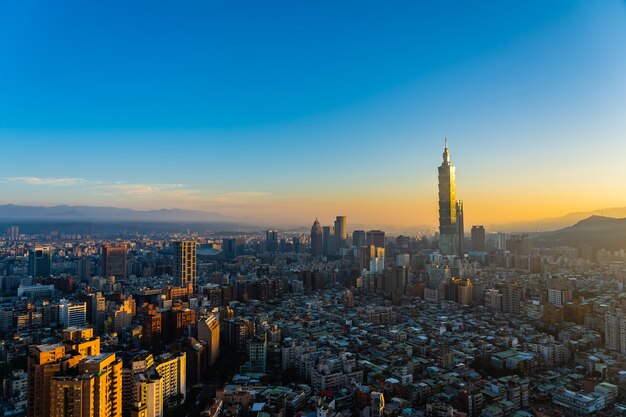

{"left": 438, "top": 139, "right": 458, "bottom": 256}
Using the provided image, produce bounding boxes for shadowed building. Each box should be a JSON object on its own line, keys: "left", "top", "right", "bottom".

{"left": 471, "top": 226, "right": 486, "bottom": 251}
{"left": 102, "top": 244, "right": 127, "bottom": 279}
{"left": 310, "top": 219, "right": 323, "bottom": 257}
{"left": 334, "top": 216, "right": 347, "bottom": 253}
{"left": 28, "top": 246, "right": 52, "bottom": 278}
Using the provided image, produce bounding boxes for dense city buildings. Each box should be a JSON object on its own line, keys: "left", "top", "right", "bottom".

{"left": 3, "top": 143, "right": 626, "bottom": 417}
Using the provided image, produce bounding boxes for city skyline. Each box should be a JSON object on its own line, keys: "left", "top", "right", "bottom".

{"left": 1, "top": 1, "right": 626, "bottom": 228}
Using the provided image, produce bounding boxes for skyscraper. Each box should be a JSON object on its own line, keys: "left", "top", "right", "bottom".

{"left": 322, "top": 226, "right": 335, "bottom": 256}
{"left": 310, "top": 219, "right": 323, "bottom": 257}
{"left": 334, "top": 216, "right": 347, "bottom": 253}
{"left": 173, "top": 241, "right": 197, "bottom": 288}
{"left": 265, "top": 229, "right": 278, "bottom": 253}
{"left": 101, "top": 244, "right": 127, "bottom": 279}
{"left": 7, "top": 225, "right": 19, "bottom": 241}
{"left": 456, "top": 200, "right": 464, "bottom": 258}
{"left": 222, "top": 237, "right": 245, "bottom": 260}
{"left": 471, "top": 226, "right": 486, "bottom": 251}
{"left": 28, "top": 246, "right": 52, "bottom": 278}
{"left": 366, "top": 230, "right": 385, "bottom": 250}
{"left": 352, "top": 230, "right": 366, "bottom": 248}
{"left": 198, "top": 314, "right": 220, "bottom": 367}
{"left": 438, "top": 139, "right": 457, "bottom": 256}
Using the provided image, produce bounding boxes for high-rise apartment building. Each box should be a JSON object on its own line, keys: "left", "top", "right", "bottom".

{"left": 29, "top": 334, "right": 106, "bottom": 417}
{"left": 154, "top": 353, "right": 187, "bottom": 406}
{"left": 173, "top": 241, "right": 197, "bottom": 288}
{"left": 438, "top": 139, "right": 457, "bottom": 256}
{"left": 7, "top": 225, "right": 19, "bottom": 241}
{"left": 605, "top": 309, "right": 626, "bottom": 354}
{"left": 50, "top": 374, "right": 95, "bottom": 417}
{"left": 78, "top": 353, "right": 123, "bottom": 417}
{"left": 28, "top": 246, "right": 52, "bottom": 278}
{"left": 334, "top": 216, "right": 347, "bottom": 253}
{"left": 28, "top": 343, "right": 67, "bottom": 417}
{"left": 310, "top": 219, "right": 323, "bottom": 257}
{"left": 102, "top": 244, "right": 127, "bottom": 279}
{"left": 470, "top": 226, "right": 486, "bottom": 251}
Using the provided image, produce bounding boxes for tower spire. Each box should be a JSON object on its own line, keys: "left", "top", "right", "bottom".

{"left": 442, "top": 137, "right": 450, "bottom": 164}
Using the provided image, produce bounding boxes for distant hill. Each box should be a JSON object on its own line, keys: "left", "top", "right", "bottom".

{"left": 0, "top": 204, "right": 233, "bottom": 223}
{"left": 493, "top": 207, "right": 626, "bottom": 232}
{"left": 533, "top": 215, "right": 626, "bottom": 250}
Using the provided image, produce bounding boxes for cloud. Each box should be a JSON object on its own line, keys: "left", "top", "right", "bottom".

{"left": 96, "top": 182, "right": 186, "bottom": 196}
{"left": 6, "top": 176, "right": 85, "bottom": 186}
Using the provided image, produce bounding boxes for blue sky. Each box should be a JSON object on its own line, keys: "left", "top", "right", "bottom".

{"left": 1, "top": 0, "right": 625, "bottom": 228}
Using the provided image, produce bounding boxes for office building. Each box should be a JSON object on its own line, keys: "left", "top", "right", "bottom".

{"left": 334, "top": 216, "right": 347, "bottom": 253}
{"left": 101, "top": 244, "right": 127, "bottom": 279}
{"left": 366, "top": 230, "right": 385, "bottom": 250}
{"left": 322, "top": 226, "right": 335, "bottom": 257}
{"left": 173, "top": 241, "right": 197, "bottom": 288}
{"left": 456, "top": 200, "right": 464, "bottom": 257}
{"left": 470, "top": 226, "right": 486, "bottom": 251}
{"left": 438, "top": 139, "right": 457, "bottom": 256}
{"left": 352, "top": 230, "right": 366, "bottom": 248}
{"left": 59, "top": 299, "right": 87, "bottom": 329}
{"left": 28, "top": 246, "right": 52, "bottom": 278}
{"left": 265, "top": 230, "right": 278, "bottom": 253}
{"left": 222, "top": 237, "right": 245, "bottom": 260}
{"left": 310, "top": 219, "right": 323, "bottom": 257}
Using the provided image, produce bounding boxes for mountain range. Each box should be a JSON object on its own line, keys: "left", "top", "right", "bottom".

{"left": 0, "top": 204, "right": 233, "bottom": 223}
{"left": 534, "top": 215, "right": 626, "bottom": 250}
{"left": 493, "top": 207, "right": 626, "bottom": 232}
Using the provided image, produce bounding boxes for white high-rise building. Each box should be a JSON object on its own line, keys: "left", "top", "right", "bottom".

{"left": 605, "top": 309, "right": 626, "bottom": 354}
{"left": 58, "top": 299, "right": 87, "bottom": 329}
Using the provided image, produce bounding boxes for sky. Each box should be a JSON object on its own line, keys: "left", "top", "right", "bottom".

{"left": 1, "top": 0, "right": 626, "bottom": 229}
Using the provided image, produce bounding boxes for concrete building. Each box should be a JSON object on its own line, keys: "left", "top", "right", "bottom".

{"left": 173, "top": 241, "right": 197, "bottom": 288}
{"left": 102, "top": 244, "right": 127, "bottom": 279}
{"left": 28, "top": 246, "right": 52, "bottom": 278}
{"left": 198, "top": 314, "right": 220, "bottom": 366}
